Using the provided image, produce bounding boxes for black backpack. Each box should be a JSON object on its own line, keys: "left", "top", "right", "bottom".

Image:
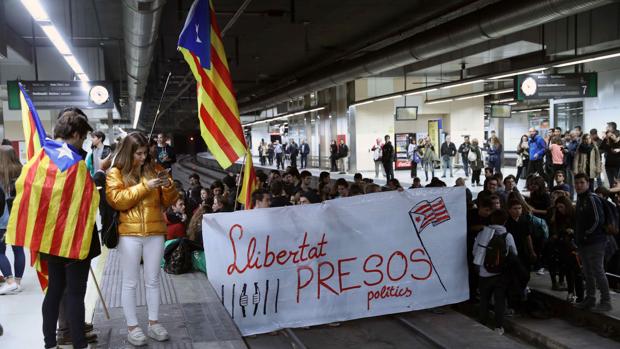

{"left": 484, "top": 233, "right": 508, "bottom": 273}
{"left": 599, "top": 196, "right": 619, "bottom": 235}
{"left": 164, "top": 238, "right": 203, "bottom": 274}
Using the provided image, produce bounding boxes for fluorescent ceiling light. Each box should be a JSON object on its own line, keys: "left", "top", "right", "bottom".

{"left": 405, "top": 88, "right": 438, "bottom": 96}
{"left": 20, "top": 0, "right": 49, "bottom": 21}
{"left": 491, "top": 88, "right": 514, "bottom": 95}
{"left": 455, "top": 92, "right": 489, "bottom": 101}
{"left": 40, "top": 25, "right": 72, "bottom": 55}
{"left": 507, "top": 102, "right": 517, "bottom": 105}
{"left": 376, "top": 94, "right": 402, "bottom": 102}
{"left": 553, "top": 52, "right": 620, "bottom": 67}
{"left": 244, "top": 107, "right": 325, "bottom": 126}
{"left": 440, "top": 79, "right": 484, "bottom": 89}
{"left": 489, "top": 67, "right": 547, "bottom": 80}
{"left": 426, "top": 99, "right": 453, "bottom": 105}
{"left": 64, "top": 55, "right": 84, "bottom": 74}
{"left": 133, "top": 101, "right": 142, "bottom": 128}
{"left": 352, "top": 100, "right": 374, "bottom": 107}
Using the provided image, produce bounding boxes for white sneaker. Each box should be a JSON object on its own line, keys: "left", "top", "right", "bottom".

{"left": 0, "top": 282, "right": 20, "bottom": 295}
{"left": 536, "top": 268, "right": 545, "bottom": 275}
{"left": 494, "top": 327, "right": 505, "bottom": 335}
{"left": 127, "top": 327, "right": 147, "bottom": 346}
{"left": 147, "top": 323, "right": 169, "bottom": 342}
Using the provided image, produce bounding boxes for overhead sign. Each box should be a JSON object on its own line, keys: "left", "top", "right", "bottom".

{"left": 203, "top": 188, "right": 469, "bottom": 335}
{"left": 515, "top": 73, "right": 597, "bottom": 100}
{"left": 8, "top": 80, "right": 114, "bottom": 110}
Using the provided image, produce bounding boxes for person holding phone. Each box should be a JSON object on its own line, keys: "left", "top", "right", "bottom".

{"left": 106, "top": 132, "right": 178, "bottom": 346}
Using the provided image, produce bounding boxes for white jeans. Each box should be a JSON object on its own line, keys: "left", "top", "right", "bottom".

{"left": 118, "top": 235, "right": 165, "bottom": 326}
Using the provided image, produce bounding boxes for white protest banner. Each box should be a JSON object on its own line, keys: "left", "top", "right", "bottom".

{"left": 203, "top": 187, "right": 468, "bottom": 335}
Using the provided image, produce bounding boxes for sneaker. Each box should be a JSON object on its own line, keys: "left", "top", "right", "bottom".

{"left": 575, "top": 297, "right": 596, "bottom": 310}
{"left": 494, "top": 327, "right": 505, "bottom": 335}
{"left": 0, "top": 282, "right": 20, "bottom": 295}
{"left": 536, "top": 268, "right": 545, "bottom": 275}
{"left": 127, "top": 327, "right": 147, "bottom": 347}
{"left": 566, "top": 293, "right": 577, "bottom": 304}
{"left": 57, "top": 331, "right": 98, "bottom": 346}
{"left": 147, "top": 323, "right": 169, "bottom": 342}
{"left": 591, "top": 302, "right": 612, "bottom": 313}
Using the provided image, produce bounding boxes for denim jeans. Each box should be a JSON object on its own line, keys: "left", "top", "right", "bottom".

{"left": 579, "top": 241, "right": 610, "bottom": 303}
{"left": 0, "top": 229, "right": 25, "bottom": 279}
{"left": 442, "top": 156, "right": 452, "bottom": 177}
{"left": 461, "top": 157, "right": 469, "bottom": 176}
{"left": 423, "top": 160, "right": 434, "bottom": 181}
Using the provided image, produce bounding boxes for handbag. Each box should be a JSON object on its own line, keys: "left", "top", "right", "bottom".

{"left": 101, "top": 210, "right": 119, "bottom": 249}
{"left": 467, "top": 150, "right": 477, "bottom": 162}
{"left": 413, "top": 151, "right": 421, "bottom": 164}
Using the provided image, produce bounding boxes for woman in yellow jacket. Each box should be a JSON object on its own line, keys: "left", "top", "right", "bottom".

{"left": 106, "top": 132, "right": 178, "bottom": 346}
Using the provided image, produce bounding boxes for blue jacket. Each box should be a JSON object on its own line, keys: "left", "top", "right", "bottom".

{"left": 528, "top": 135, "right": 546, "bottom": 161}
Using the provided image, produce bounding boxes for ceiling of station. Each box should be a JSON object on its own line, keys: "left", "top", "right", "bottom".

{"left": 0, "top": 0, "right": 618, "bottom": 132}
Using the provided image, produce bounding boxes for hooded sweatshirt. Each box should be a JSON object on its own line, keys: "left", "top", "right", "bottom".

{"left": 473, "top": 224, "right": 518, "bottom": 277}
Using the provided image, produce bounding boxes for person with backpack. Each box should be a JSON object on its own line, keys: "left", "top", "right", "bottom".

{"left": 106, "top": 132, "right": 178, "bottom": 346}
{"left": 473, "top": 210, "right": 518, "bottom": 335}
{"left": 573, "top": 173, "right": 612, "bottom": 313}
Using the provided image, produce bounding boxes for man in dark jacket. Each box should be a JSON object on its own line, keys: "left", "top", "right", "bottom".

{"left": 337, "top": 139, "right": 349, "bottom": 174}
{"left": 527, "top": 128, "right": 546, "bottom": 176}
{"left": 441, "top": 135, "right": 457, "bottom": 178}
{"left": 458, "top": 136, "right": 471, "bottom": 176}
{"left": 299, "top": 140, "right": 310, "bottom": 169}
{"left": 382, "top": 135, "right": 395, "bottom": 181}
{"left": 289, "top": 140, "right": 299, "bottom": 168}
{"left": 574, "top": 173, "right": 611, "bottom": 312}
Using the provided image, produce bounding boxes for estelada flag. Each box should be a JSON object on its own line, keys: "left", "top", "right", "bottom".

{"left": 5, "top": 140, "right": 99, "bottom": 263}
{"left": 237, "top": 150, "right": 258, "bottom": 209}
{"left": 178, "top": 0, "right": 247, "bottom": 169}
{"left": 18, "top": 82, "right": 47, "bottom": 159}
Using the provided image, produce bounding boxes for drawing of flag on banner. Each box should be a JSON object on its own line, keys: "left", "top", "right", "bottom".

{"left": 410, "top": 197, "right": 451, "bottom": 233}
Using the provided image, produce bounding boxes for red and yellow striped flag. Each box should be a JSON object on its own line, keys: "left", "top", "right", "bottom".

{"left": 237, "top": 150, "right": 258, "bottom": 209}
{"left": 18, "top": 82, "right": 47, "bottom": 159}
{"left": 178, "top": 0, "right": 247, "bottom": 169}
{"left": 6, "top": 140, "right": 99, "bottom": 290}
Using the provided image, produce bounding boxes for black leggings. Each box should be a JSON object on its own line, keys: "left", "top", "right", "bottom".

{"left": 472, "top": 169, "right": 482, "bottom": 185}
{"left": 42, "top": 258, "right": 90, "bottom": 349}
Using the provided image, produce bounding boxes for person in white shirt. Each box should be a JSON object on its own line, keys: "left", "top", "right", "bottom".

{"left": 370, "top": 138, "right": 384, "bottom": 178}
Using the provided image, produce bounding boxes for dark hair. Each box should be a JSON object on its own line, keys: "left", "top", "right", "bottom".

{"left": 484, "top": 167, "right": 494, "bottom": 175}
{"left": 319, "top": 171, "right": 330, "bottom": 181}
{"left": 595, "top": 186, "right": 610, "bottom": 199}
{"left": 189, "top": 173, "right": 200, "bottom": 181}
{"left": 251, "top": 189, "right": 269, "bottom": 207}
{"left": 336, "top": 178, "right": 348, "bottom": 188}
{"left": 590, "top": 128, "right": 598, "bottom": 135}
{"left": 348, "top": 184, "right": 363, "bottom": 196}
{"left": 489, "top": 210, "right": 508, "bottom": 225}
{"left": 507, "top": 199, "right": 522, "bottom": 209}
{"left": 256, "top": 171, "right": 268, "bottom": 183}
{"left": 489, "top": 194, "right": 500, "bottom": 202}
{"left": 210, "top": 180, "right": 225, "bottom": 191}
{"left": 354, "top": 173, "right": 363, "bottom": 181}
{"left": 503, "top": 175, "right": 516, "bottom": 184}
{"left": 556, "top": 127, "right": 562, "bottom": 133}
{"left": 270, "top": 180, "right": 284, "bottom": 196}
{"left": 53, "top": 107, "right": 93, "bottom": 139}
{"left": 478, "top": 197, "right": 493, "bottom": 209}
{"left": 300, "top": 170, "right": 312, "bottom": 179}
{"left": 92, "top": 130, "right": 106, "bottom": 142}
{"left": 388, "top": 178, "right": 402, "bottom": 188}
{"left": 270, "top": 169, "right": 281, "bottom": 176}
{"left": 608, "top": 121, "right": 617, "bottom": 130}
{"left": 1, "top": 139, "right": 11, "bottom": 145}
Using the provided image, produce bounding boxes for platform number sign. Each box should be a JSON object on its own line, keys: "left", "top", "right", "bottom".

{"left": 515, "top": 73, "right": 597, "bottom": 101}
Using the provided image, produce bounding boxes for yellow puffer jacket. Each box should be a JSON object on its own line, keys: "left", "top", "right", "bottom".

{"left": 106, "top": 167, "right": 178, "bottom": 237}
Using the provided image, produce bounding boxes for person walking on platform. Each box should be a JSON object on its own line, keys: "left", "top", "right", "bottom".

{"left": 330, "top": 140, "right": 338, "bottom": 172}
{"left": 300, "top": 139, "right": 310, "bottom": 169}
{"left": 0, "top": 145, "right": 24, "bottom": 295}
{"left": 458, "top": 136, "right": 471, "bottom": 177}
{"left": 382, "top": 135, "right": 395, "bottom": 181}
{"left": 106, "top": 132, "right": 178, "bottom": 346}
{"left": 469, "top": 139, "right": 484, "bottom": 186}
{"left": 441, "top": 135, "right": 457, "bottom": 178}
{"left": 289, "top": 140, "right": 299, "bottom": 168}
{"left": 267, "top": 142, "right": 274, "bottom": 166}
{"left": 371, "top": 138, "right": 384, "bottom": 178}
{"left": 274, "top": 140, "right": 284, "bottom": 170}
{"left": 573, "top": 173, "right": 612, "bottom": 313}
{"left": 337, "top": 139, "right": 349, "bottom": 174}
{"left": 258, "top": 139, "right": 267, "bottom": 166}
{"left": 528, "top": 128, "right": 546, "bottom": 176}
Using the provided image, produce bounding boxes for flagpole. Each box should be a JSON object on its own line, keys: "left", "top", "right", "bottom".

{"left": 408, "top": 215, "right": 447, "bottom": 292}
{"left": 89, "top": 267, "right": 110, "bottom": 320}
{"left": 147, "top": 71, "right": 172, "bottom": 140}
{"left": 233, "top": 151, "right": 247, "bottom": 211}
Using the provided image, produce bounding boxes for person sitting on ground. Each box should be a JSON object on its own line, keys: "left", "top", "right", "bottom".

{"left": 489, "top": 194, "right": 501, "bottom": 211}
{"left": 165, "top": 197, "right": 188, "bottom": 240}
{"left": 298, "top": 170, "right": 320, "bottom": 203}
{"left": 499, "top": 175, "right": 518, "bottom": 207}
{"left": 186, "top": 173, "right": 203, "bottom": 214}
{"left": 256, "top": 170, "right": 268, "bottom": 191}
{"left": 298, "top": 194, "right": 312, "bottom": 205}
{"left": 252, "top": 189, "right": 272, "bottom": 209}
{"left": 476, "top": 177, "right": 499, "bottom": 204}
{"left": 269, "top": 180, "right": 292, "bottom": 207}
{"left": 212, "top": 194, "right": 232, "bottom": 213}
{"left": 484, "top": 167, "right": 494, "bottom": 179}
{"left": 210, "top": 180, "right": 225, "bottom": 197}
{"left": 349, "top": 184, "right": 364, "bottom": 196}
{"left": 425, "top": 177, "right": 447, "bottom": 188}
{"left": 410, "top": 177, "right": 422, "bottom": 189}
{"left": 551, "top": 170, "right": 570, "bottom": 193}
{"left": 473, "top": 209, "right": 517, "bottom": 335}
{"left": 335, "top": 178, "right": 349, "bottom": 198}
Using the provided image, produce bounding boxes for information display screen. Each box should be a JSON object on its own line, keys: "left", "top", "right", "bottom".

{"left": 515, "top": 73, "right": 597, "bottom": 100}
{"left": 395, "top": 107, "right": 418, "bottom": 120}
{"left": 491, "top": 104, "right": 511, "bottom": 118}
